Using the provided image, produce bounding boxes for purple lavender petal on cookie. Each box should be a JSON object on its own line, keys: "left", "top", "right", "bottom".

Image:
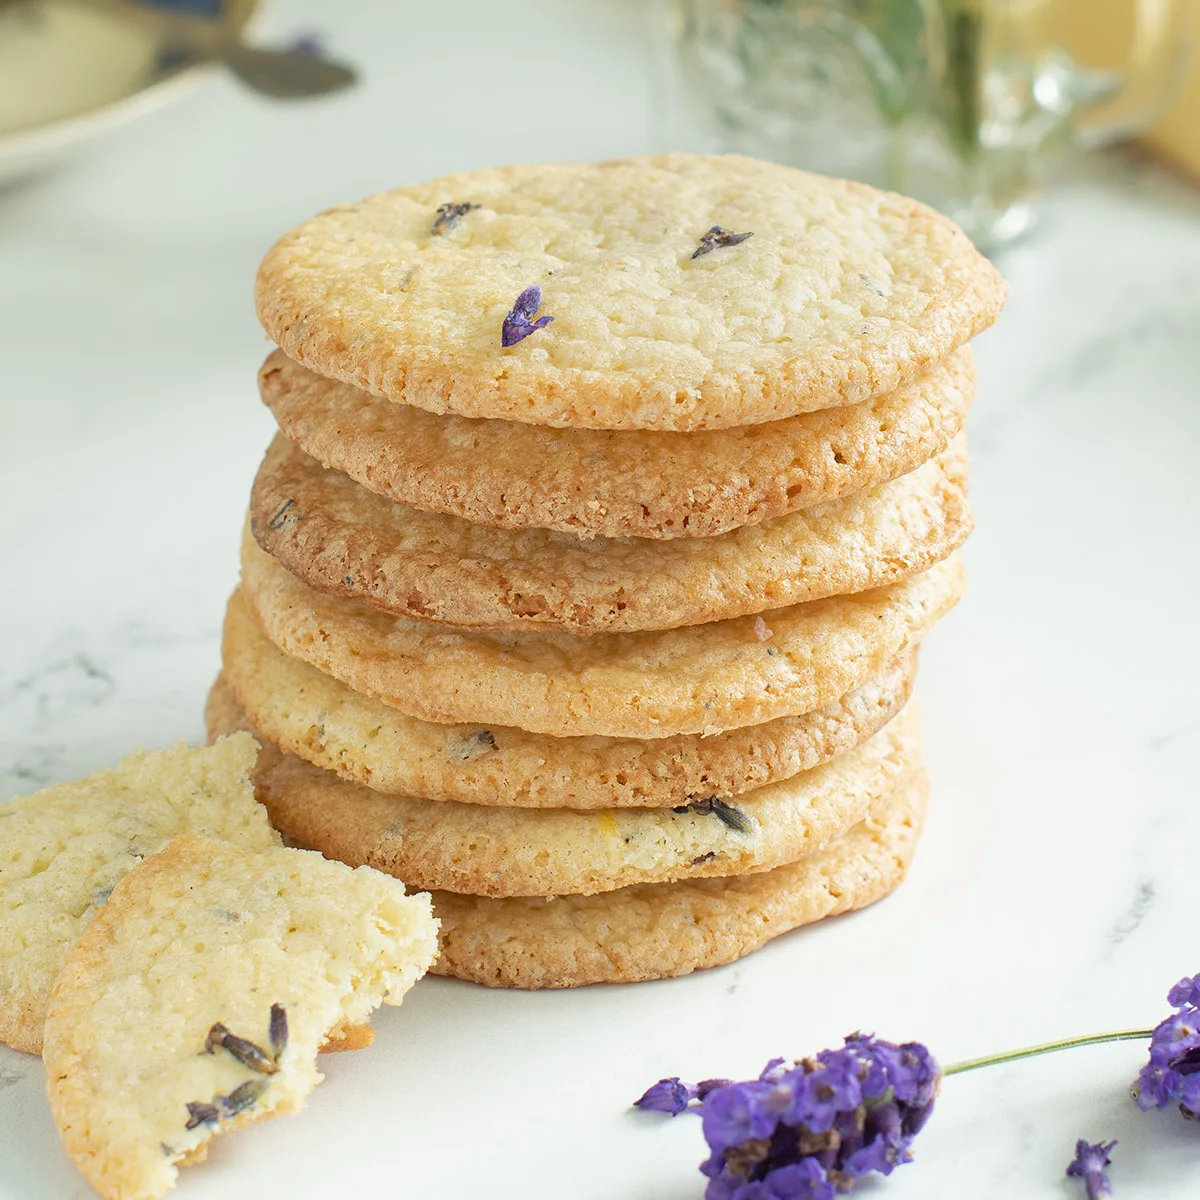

{"left": 501, "top": 285, "right": 554, "bottom": 347}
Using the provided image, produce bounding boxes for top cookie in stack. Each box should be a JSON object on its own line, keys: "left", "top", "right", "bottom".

{"left": 218, "top": 153, "right": 1004, "bottom": 987}
{"left": 256, "top": 153, "right": 1000, "bottom": 433}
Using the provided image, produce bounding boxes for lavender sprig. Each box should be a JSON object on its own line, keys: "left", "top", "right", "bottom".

{"left": 635, "top": 972, "right": 1200, "bottom": 1196}
{"left": 501, "top": 285, "right": 554, "bottom": 347}
{"left": 1067, "top": 1139, "right": 1116, "bottom": 1199}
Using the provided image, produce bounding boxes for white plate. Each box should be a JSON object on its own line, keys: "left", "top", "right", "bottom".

{"left": 0, "top": 0, "right": 257, "bottom": 187}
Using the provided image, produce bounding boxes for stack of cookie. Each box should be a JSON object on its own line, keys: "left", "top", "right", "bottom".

{"left": 208, "top": 154, "right": 1004, "bottom": 987}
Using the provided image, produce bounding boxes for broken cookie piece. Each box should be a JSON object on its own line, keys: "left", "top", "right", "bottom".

{"left": 43, "top": 833, "right": 439, "bottom": 1200}
{"left": 0, "top": 734, "right": 276, "bottom": 1055}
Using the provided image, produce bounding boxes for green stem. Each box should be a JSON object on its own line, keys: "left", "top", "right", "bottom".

{"left": 943, "top": 1029, "right": 1155, "bottom": 1077}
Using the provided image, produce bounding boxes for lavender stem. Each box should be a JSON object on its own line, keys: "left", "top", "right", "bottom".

{"left": 943, "top": 1029, "right": 1156, "bottom": 1077}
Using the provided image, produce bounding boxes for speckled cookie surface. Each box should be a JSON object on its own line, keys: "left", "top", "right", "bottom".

{"left": 250, "top": 432, "right": 970, "bottom": 633}
{"left": 215, "top": 599, "right": 916, "bottom": 807}
{"left": 43, "top": 834, "right": 437, "bottom": 1200}
{"left": 0, "top": 736, "right": 277, "bottom": 1057}
{"left": 207, "top": 684, "right": 918, "bottom": 896}
{"left": 255, "top": 153, "right": 1004, "bottom": 431}
{"left": 430, "top": 767, "right": 926, "bottom": 987}
{"left": 258, "top": 346, "right": 973, "bottom": 540}
{"left": 240, "top": 530, "right": 963, "bottom": 738}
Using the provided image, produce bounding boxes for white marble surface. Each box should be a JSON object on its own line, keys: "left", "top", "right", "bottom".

{"left": 3, "top": 2, "right": 1200, "bottom": 1197}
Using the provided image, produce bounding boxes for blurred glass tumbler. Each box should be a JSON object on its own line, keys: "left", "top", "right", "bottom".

{"left": 661, "top": 0, "right": 1195, "bottom": 246}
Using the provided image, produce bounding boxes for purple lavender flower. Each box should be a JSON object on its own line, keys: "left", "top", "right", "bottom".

{"left": 500, "top": 285, "right": 554, "bottom": 347}
{"left": 1133, "top": 972, "right": 1200, "bottom": 1119}
{"left": 699, "top": 1035, "right": 939, "bottom": 1197}
{"left": 1168, "top": 975, "right": 1200, "bottom": 1009}
{"left": 759, "top": 1058, "right": 787, "bottom": 1083}
{"left": 635, "top": 1077, "right": 735, "bottom": 1116}
{"left": 635, "top": 1078, "right": 696, "bottom": 1116}
{"left": 1066, "top": 1139, "right": 1116, "bottom": 1199}
{"left": 718, "top": 1159, "right": 834, "bottom": 1200}
{"left": 692, "top": 226, "right": 754, "bottom": 259}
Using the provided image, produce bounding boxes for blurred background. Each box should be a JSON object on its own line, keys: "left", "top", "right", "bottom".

{"left": 662, "top": 0, "right": 1200, "bottom": 245}
{"left": 2, "top": 0, "right": 1198, "bottom": 245}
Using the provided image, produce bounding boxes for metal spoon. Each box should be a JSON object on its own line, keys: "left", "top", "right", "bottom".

{"left": 70, "top": 0, "right": 358, "bottom": 99}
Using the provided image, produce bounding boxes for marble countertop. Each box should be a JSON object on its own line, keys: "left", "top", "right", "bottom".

{"left": 3, "top": 2, "right": 1200, "bottom": 1197}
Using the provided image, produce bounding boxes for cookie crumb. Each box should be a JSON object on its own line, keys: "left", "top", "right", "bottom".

{"left": 753, "top": 616, "right": 773, "bottom": 642}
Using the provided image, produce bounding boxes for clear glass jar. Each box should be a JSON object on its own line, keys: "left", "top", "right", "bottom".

{"left": 658, "top": 0, "right": 1196, "bottom": 247}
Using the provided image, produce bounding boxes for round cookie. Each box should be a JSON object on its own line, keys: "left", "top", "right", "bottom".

{"left": 216, "top": 598, "right": 917, "bottom": 808}
{"left": 207, "top": 685, "right": 919, "bottom": 898}
{"left": 250, "top": 432, "right": 971, "bottom": 634}
{"left": 429, "top": 768, "right": 926, "bottom": 987}
{"left": 255, "top": 153, "right": 1004, "bottom": 431}
{"left": 0, "top": 735, "right": 277, "bottom": 1057}
{"left": 239, "top": 530, "right": 963, "bottom": 738}
{"left": 258, "top": 347, "right": 973, "bottom": 540}
{"left": 43, "top": 834, "right": 437, "bottom": 1200}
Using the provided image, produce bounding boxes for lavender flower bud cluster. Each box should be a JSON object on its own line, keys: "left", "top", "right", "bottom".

{"left": 698, "top": 1034, "right": 940, "bottom": 1199}
{"left": 1133, "top": 973, "right": 1200, "bottom": 1118}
